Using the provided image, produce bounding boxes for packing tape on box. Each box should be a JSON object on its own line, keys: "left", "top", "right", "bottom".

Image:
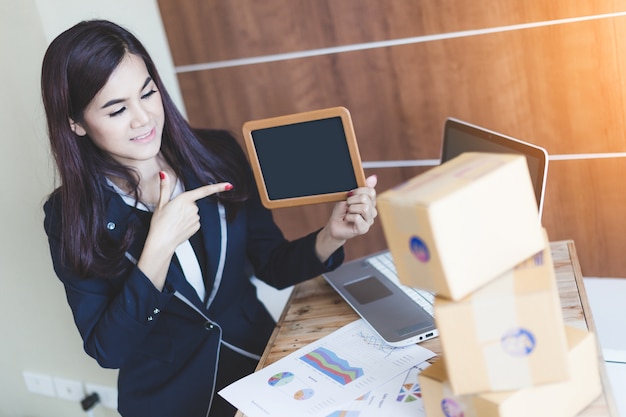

{"left": 471, "top": 271, "right": 533, "bottom": 389}
{"left": 441, "top": 381, "right": 477, "bottom": 417}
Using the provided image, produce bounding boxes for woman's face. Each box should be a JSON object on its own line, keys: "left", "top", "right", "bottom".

{"left": 71, "top": 53, "right": 165, "bottom": 168}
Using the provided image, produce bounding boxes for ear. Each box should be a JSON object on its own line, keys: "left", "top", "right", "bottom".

{"left": 69, "top": 118, "right": 87, "bottom": 136}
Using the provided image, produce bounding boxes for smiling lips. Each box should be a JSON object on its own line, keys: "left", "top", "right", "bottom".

{"left": 131, "top": 128, "right": 154, "bottom": 141}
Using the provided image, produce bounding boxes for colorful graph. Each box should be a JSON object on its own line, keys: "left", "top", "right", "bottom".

{"left": 396, "top": 381, "right": 422, "bottom": 402}
{"left": 300, "top": 347, "right": 364, "bottom": 385}
{"left": 396, "top": 366, "right": 423, "bottom": 403}
{"left": 326, "top": 411, "right": 360, "bottom": 417}
{"left": 267, "top": 371, "right": 295, "bottom": 387}
{"left": 356, "top": 330, "right": 396, "bottom": 354}
{"left": 294, "top": 388, "right": 315, "bottom": 400}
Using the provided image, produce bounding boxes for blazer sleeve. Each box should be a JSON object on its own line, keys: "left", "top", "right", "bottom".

{"left": 244, "top": 185, "right": 345, "bottom": 290}
{"left": 43, "top": 195, "right": 175, "bottom": 369}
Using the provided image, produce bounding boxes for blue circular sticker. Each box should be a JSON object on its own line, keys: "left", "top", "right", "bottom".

{"left": 409, "top": 236, "right": 430, "bottom": 263}
{"left": 501, "top": 327, "right": 536, "bottom": 356}
{"left": 441, "top": 398, "right": 464, "bottom": 417}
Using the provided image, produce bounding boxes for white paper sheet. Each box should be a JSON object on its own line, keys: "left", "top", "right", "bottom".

{"left": 583, "top": 277, "right": 626, "bottom": 363}
{"left": 324, "top": 361, "right": 431, "bottom": 417}
{"left": 219, "top": 319, "right": 435, "bottom": 417}
{"left": 605, "top": 362, "right": 626, "bottom": 417}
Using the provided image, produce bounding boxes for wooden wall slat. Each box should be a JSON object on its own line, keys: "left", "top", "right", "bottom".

{"left": 542, "top": 158, "right": 626, "bottom": 277}
{"left": 178, "top": 19, "right": 626, "bottom": 158}
{"left": 158, "top": 0, "right": 623, "bottom": 65}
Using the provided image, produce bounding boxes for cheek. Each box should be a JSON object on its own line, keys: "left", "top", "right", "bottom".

{"left": 154, "top": 104, "right": 166, "bottom": 135}
{"left": 155, "top": 100, "right": 165, "bottom": 120}
{"left": 83, "top": 121, "right": 125, "bottom": 150}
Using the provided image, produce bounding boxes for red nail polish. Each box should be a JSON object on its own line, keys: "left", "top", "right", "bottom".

{"left": 159, "top": 171, "right": 165, "bottom": 180}
{"left": 347, "top": 191, "right": 354, "bottom": 197}
{"left": 224, "top": 184, "right": 233, "bottom": 191}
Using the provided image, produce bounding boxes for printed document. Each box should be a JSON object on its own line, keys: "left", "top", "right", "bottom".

{"left": 219, "top": 319, "right": 435, "bottom": 417}
{"left": 324, "top": 361, "right": 431, "bottom": 417}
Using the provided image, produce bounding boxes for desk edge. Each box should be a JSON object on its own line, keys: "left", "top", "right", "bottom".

{"left": 563, "top": 240, "right": 620, "bottom": 417}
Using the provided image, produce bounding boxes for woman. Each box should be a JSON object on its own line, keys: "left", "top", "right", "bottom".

{"left": 41, "top": 19, "right": 377, "bottom": 417}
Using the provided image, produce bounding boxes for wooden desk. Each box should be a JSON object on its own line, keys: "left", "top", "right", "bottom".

{"left": 236, "top": 241, "right": 618, "bottom": 416}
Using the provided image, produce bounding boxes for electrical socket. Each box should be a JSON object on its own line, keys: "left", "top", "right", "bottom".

{"left": 53, "top": 377, "right": 85, "bottom": 401}
{"left": 23, "top": 372, "right": 56, "bottom": 397}
{"left": 85, "top": 383, "right": 118, "bottom": 409}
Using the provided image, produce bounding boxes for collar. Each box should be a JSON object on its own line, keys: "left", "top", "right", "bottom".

{"left": 105, "top": 177, "right": 184, "bottom": 212}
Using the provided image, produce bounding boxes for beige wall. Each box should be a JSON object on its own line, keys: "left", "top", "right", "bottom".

{"left": 0, "top": 1, "right": 182, "bottom": 415}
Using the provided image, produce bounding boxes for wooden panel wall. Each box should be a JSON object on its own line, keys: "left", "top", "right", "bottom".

{"left": 158, "top": 0, "right": 626, "bottom": 277}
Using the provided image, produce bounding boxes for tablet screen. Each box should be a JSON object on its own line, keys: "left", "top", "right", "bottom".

{"left": 243, "top": 107, "right": 365, "bottom": 208}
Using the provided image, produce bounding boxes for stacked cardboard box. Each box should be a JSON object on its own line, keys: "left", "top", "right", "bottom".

{"left": 419, "top": 327, "right": 601, "bottom": 417}
{"left": 378, "top": 152, "right": 601, "bottom": 417}
{"left": 378, "top": 152, "right": 544, "bottom": 300}
{"left": 433, "top": 236, "right": 569, "bottom": 394}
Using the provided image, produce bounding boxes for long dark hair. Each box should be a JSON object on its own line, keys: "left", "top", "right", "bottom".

{"left": 41, "top": 19, "right": 248, "bottom": 278}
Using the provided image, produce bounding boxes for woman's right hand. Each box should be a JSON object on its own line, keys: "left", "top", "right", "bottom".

{"left": 151, "top": 172, "right": 232, "bottom": 252}
{"left": 138, "top": 171, "right": 233, "bottom": 290}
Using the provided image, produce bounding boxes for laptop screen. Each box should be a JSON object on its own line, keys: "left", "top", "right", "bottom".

{"left": 441, "top": 118, "right": 548, "bottom": 218}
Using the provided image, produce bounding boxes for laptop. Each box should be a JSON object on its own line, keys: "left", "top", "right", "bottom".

{"left": 322, "top": 117, "right": 549, "bottom": 347}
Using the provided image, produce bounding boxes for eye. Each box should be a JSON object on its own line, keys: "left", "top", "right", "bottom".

{"left": 109, "top": 107, "right": 126, "bottom": 117}
{"left": 142, "top": 89, "right": 158, "bottom": 99}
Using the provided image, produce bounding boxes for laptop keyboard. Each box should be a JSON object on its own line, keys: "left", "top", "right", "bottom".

{"left": 366, "top": 251, "right": 435, "bottom": 316}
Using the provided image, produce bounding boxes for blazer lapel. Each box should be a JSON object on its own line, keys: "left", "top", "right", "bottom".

{"left": 104, "top": 187, "right": 210, "bottom": 311}
{"left": 183, "top": 171, "right": 223, "bottom": 299}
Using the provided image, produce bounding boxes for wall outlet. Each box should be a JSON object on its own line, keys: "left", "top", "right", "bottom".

{"left": 23, "top": 372, "right": 56, "bottom": 397}
{"left": 53, "top": 377, "right": 85, "bottom": 401}
{"left": 85, "top": 383, "right": 118, "bottom": 409}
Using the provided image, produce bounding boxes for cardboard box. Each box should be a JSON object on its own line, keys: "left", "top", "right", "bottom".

{"left": 418, "top": 326, "right": 602, "bottom": 417}
{"left": 378, "top": 152, "right": 544, "bottom": 300}
{"left": 434, "top": 235, "right": 569, "bottom": 394}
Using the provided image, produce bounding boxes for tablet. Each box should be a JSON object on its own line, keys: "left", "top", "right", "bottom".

{"left": 242, "top": 107, "right": 366, "bottom": 209}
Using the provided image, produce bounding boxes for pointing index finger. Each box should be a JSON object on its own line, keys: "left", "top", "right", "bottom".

{"left": 184, "top": 182, "right": 233, "bottom": 202}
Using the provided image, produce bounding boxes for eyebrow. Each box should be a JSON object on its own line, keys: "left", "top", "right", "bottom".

{"left": 100, "top": 77, "right": 153, "bottom": 109}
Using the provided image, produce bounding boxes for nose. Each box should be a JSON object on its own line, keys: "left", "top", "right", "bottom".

{"left": 130, "top": 104, "right": 150, "bottom": 128}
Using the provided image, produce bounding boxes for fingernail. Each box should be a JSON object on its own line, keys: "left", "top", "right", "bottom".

{"left": 224, "top": 183, "right": 233, "bottom": 191}
{"left": 159, "top": 171, "right": 165, "bottom": 180}
{"left": 347, "top": 191, "right": 354, "bottom": 197}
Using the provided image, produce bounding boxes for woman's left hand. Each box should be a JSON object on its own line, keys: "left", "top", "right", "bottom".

{"left": 315, "top": 175, "right": 378, "bottom": 262}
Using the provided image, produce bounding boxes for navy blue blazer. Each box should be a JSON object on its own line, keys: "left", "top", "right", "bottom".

{"left": 43, "top": 134, "right": 344, "bottom": 417}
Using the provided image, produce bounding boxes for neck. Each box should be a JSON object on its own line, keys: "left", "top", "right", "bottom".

{"left": 134, "top": 152, "right": 169, "bottom": 179}
{"left": 109, "top": 153, "right": 176, "bottom": 207}
{"left": 139, "top": 153, "right": 176, "bottom": 207}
